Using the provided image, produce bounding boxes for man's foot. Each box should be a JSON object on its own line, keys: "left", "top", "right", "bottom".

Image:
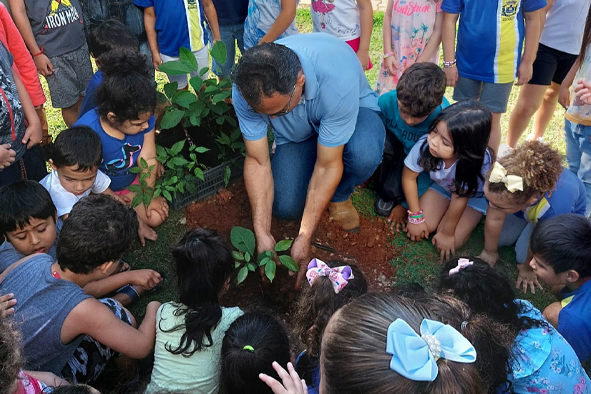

{"left": 374, "top": 197, "right": 394, "bottom": 217}
{"left": 328, "top": 199, "right": 360, "bottom": 233}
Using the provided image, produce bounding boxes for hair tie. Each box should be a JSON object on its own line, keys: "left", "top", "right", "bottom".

{"left": 461, "top": 321, "right": 468, "bottom": 331}
{"left": 489, "top": 162, "right": 523, "bottom": 193}
{"left": 243, "top": 345, "right": 254, "bottom": 352}
{"left": 305, "top": 258, "right": 354, "bottom": 294}
{"left": 449, "top": 258, "right": 474, "bottom": 276}
{"left": 386, "top": 318, "right": 477, "bottom": 381}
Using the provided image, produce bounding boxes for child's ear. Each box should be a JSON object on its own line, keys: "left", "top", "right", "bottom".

{"left": 106, "top": 112, "right": 118, "bottom": 124}
{"left": 98, "top": 261, "right": 116, "bottom": 275}
{"left": 49, "top": 159, "right": 57, "bottom": 172}
{"left": 526, "top": 194, "right": 540, "bottom": 206}
{"left": 565, "top": 269, "right": 580, "bottom": 284}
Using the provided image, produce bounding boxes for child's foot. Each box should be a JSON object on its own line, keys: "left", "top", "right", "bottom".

{"left": 388, "top": 204, "right": 407, "bottom": 232}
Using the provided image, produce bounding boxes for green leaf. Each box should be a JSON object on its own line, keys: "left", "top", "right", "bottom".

{"left": 199, "top": 66, "right": 209, "bottom": 77}
{"left": 230, "top": 227, "right": 255, "bottom": 255}
{"left": 275, "top": 239, "right": 293, "bottom": 252}
{"left": 178, "top": 47, "right": 198, "bottom": 71}
{"left": 126, "top": 184, "right": 143, "bottom": 193}
{"left": 153, "top": 188, "right": 162, "bottom": 198}
{"left": 170, "top": 156, "right": 190, "bottom": 167}
{"left": 189, "top": 111, "right": 201, "bottom": 126}
{"left": 140, "top": 157, "right": 148, "bottom": 169}
{"left": 279, "top": 255, "right": 299, "bottom": 272}
{"left": 129, "top": 167, "right": 142, "bottom": 174}
{"left": 223, "top": 165, "right": 231, "bottom": 187}
{"left": 194, "top": 167, "right": 204, "bottom": 181}
{"left": 170, "top": 140, "right": 186, "bottom": 156}
{"left": 216, "top": 116, "right": 225, "bottom": 125}
{"left": 212, "top": 93, "right": 227, "bottom": 104}
{"left": 232, "top": 251, "right": 245, "bottom": 261}
{"left": 159, "top": 60, "right": 192, "bottom": 76}
{"left": 164, "top": 82, "right": 179, "bottom": 99}
{"left": 131, "top": 193, "right": 143, "bottom": 208}
{"left": 265, "top": 261, "right": 276, "bottom": 282}
{"left": 234, "top": 262, "right": 241, "bottom": 269}
{"left": 245, "top": 252, "right": 251, "bottom": 262}
{"left": 189, "top": 77, "right": 203, "bottom": 92}
{"left": 264, "top": 250, "right": 273, "bottom": 258}
{"left": 247, "top": 263, "right": 256, "bottom": 272}
{"left": 257, "top": 253, "right": 268, "bottom": 265}
{"left": 195, "top": 146, "right": 210, "bottom": 153}
{"left": 162, "top": 189, "right": 172, "bottom": 202}
{"left": 143, "top": 192, "right": 152, "bottom": 207}
{"left": 258, "top": 257, "right": 271, "bottom": 267}
{"left": 173, "top": 90, "right": 198, "bottom": 109}
{"left": 211, "top": 40, "right": 227, "bottom": 64}
{"left": 161, "top": 108, "right": 185, "bottom": 130}
{"left": 224, "top": 115, "right": 237, "bottom": 127}
{"left": 237, "top": 266, "right": 248, "bottom": 284}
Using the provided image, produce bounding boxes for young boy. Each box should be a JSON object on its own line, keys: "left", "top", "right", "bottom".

{"left": 0, "top": 194, "right": 160, "bottom": 384}
{"left": 9, "top": 0, "right": 93, "bottom": 127}
{"left": 374, "top": 63, "right": 448, "bottom": 228}
{"left": 529, "top": 213, "right": 591, "bottom": 367}
{"left": 441, "top": 0, "right": 545, "bottom": 152}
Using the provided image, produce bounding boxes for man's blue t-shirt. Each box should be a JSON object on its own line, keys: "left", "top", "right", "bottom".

{"left": 378, "top": 90, "right": 449, "bottom": 154}
{"left": 233, "top": 33, "right": 380, "bottom": 148}
{"left": 441, "top": 0, "right": 546, "bottom": 83}
{"left": 558, "top": 280, "right": 591, "bottom": 363}
{"left": 212, "top": 0, "right": 248, "bottom": 25}
{"left": 74, "top": 109, "right": 155, "bottom": 191}
{"left": 78, "top": 70, "right": 103, "bottom": 120}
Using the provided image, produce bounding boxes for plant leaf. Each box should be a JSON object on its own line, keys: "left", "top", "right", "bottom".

{"left": 162, "top": 189, "right": 172, "bottom": 202}
{"left": 265, "top": 260, "right": 276, "bottom": 283}
{"left": 245, "top": 252, "right": 251, "bottom": 262}
{"left": 189, "top": 77, "right": 203, "bottom": 92}
{"left": 258, "top": 257, "right": 271, "bottom": 267}
{"left": 173, "top": 90, "right": 198, "bottom": 109}
{"left": 126, "top": 184, "right": 143, "bottom": 193}
{"left": 195, "top": 146, "right": 210, "bottom": 153}
{"left": 170, "top": 140, "right": 186, "bottom": 155}
{"left": 279, "top": 255, "right": 299, "bottom": 272}
{"left": 211, "top": 40, "right": 227, "bottom": 64}
{"left": 230, "top": 227, "right": 255, "bottom": 255}
{"left": 194, "top": 167, "right": 204, "bottom": 181}
{"left": 223, "top": 165, "right": 231, "bottom": 187}
{"left": 234, "top": 262, "right": 241, "bottom": 269}
{"left": 232, "top": 251, "right": 245, "bottom": 261}
{"left": 179, "top": 46, "right": 198, "bottom": 71}
{"left": 212, "top": 93, "right": 227, "bottom": 104}
{"left": 237, "top": 266, "right": 248, "bottom": 284}
{"left": 131, "top": 193, "right": 143, "bottom": 208}
{"left": 161, "top": 108, "right": 185, "bottom": 130}
{"left": 275, "top": 239, "right": 293, "bottom": 252}
{"left": 159, "top": 61, "right": 192, "bottom": 76}
{"left": 247, "top": 263, "right": 256, "bottom": 272}
{"left": 164, "top": 82, "right": 179, "bottom": 98}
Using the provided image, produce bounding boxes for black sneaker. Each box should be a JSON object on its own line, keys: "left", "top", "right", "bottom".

{"left": 374, "top": 197, "right": 394, "bottom": 217}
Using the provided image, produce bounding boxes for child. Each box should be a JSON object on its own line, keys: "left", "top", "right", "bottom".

{"left": 78, "top": 19, "right": 140, "bottom": 119}
{"left": 441, "top": 0, "right": 545, "bottom": 152}
{"left": 403, "top": 100, "right": 492, "bottom": 261}
{"left": 262, "top": 292, "right": 485, "bottom": 393}
{"left": 529, "top": 214, "right": 591, "bottom": 367}
{"left": 145, "top": 228, "right": 243, "bottom": 393}
{"left": 293, "top": 258, "right": 367, "bottom": 394}
{"left": 439, "top": 257, "right": 591, "bottom": 392}
{"left": 40, "top": 126, "right": 127, "bottom": 229}
{"left": 9, "top": 0, "right": 93, "bottom": 127}
{"left": 311, "top": 0, "right": 373, "bottom": 70}
{"left": 0, "top": 194, "right": 161, "bottom": 384}
{"left": 508, "top": 0, "right": 591, "bottom": 147}
{"left": 135, "top": 0, "right": 221, "bottom": 89}
{"left": 478, "top": 140, "right": 586, "bottom": 293}
{"left": 74, "top": 48, "right": 169, "bottom": 245}
{"left": 243, "top": 0, "right": 298, "bottom": 50}
{"left": 374, "top": 63, "right": 448, "bottom": 222}
{"left": 221, "top": 311, "right": 291, "bottom": 394}
{"left": 207, "top": 0, "right": 248, "bottom": 78}
{"left": 561, "top": 5, "right": 591, "bottom": 216}
{"left": 375, "top": 0, "right": 443, "bottom": 94}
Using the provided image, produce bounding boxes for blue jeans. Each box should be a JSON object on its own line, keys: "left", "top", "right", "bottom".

{"left": 206, "top": 23, "right": 244, "bottom": 79}
{"left": 271, "top": 108, "right": 385, "bottom": 220}
{"left": 565, "top": 118, "right": 591, "bottom": 215}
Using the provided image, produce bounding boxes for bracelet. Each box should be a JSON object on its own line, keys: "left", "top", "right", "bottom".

{"left": 407, "top": 209, "right": 425, "bottom": 224}
{"left": 442, "top": 59, "right": 456, "bottom": 68}
{"left": 408, "top": 216, "right": 425, "bottom": 224}
{"left": 383, "top": 52, "right": 395, "bottom": 59}
{"left": 32, "top": 46, "right": 44, "bottom": 57}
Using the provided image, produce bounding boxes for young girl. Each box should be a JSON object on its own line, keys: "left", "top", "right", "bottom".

{"left": 221, "top": 311, "right": 291, "bottom": 394}
{"left": 439, "top": 257, "right": 591, "bottom": 393}
{"left": 310, "top": 0, "right": 374, "bottom": 70}
{"left": 561, "top": 4, "right": 591, "bottom": 216}
{"left": 375, "top": 0, "right": 443, "bottom": 94}
{"left": 478, "top": 140, "right": 586, "bottom": 293}
{"left": 243, "top": 0, "right": 299, "bottom": 50}
{"left": 136, "top": 0, "right": 221, "bottom": 89}
{"left": 74, "top": 48, "right": 168, "bottom": 245}
{"left": 145, "top": 228, "right": 243, "bottom": 393}
{"left": 293, "top": 259, "right": 367, "bottom": 394}
{"left": 403, "top": 100, "right": 492, "bottom": 261}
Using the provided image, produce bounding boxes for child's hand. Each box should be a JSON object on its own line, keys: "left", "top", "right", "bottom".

{"left": 574, "top": 79, "right": 591, "bottom": 105}
{"left": 0, "top": 293, "right": 16, "bottom": 319}
{"left": 407, "top": 221, "right": 429, "bottom": 241}
{"left": 477, "top": 249, "right": 499, "bottom": 266}
{"left": 432, "top": 232, "right": 455, "bottom": 262}
{"left": 516, "top": 61, "right": 533, "bottom": 86}
{"left": 516, "top": 263, "right": 543, "bottom": 294}
{"left": 443, "top": 66, "right": 458, "bottom": 87}
{"left": 259, "top": 362, "right": 308, "bottom": 394}
{"left": 22, "top": 120, "right": 43, "bottom": 149}
{"left": 33, "top": 54, "right": 54, "bottom": 76}
{"left": 129, "top": 269, "right": 162, "bottom": 290}
{"left": 384, "top": 56, "right": 398, "bottom": 76}
{"left": 138, "top": 217, "right": 158, "bottom": 246}
{"left": 559, "top": 84, "right": 571, "bottom": 109}
{"left": 387, "top": 205, "right": 407, "bottom": 232}
{"left": 357, "top": 49, "right": 370, "bottom": 71}
{"left": 111, "top": 193, "right": 131, "bottom": 206}
{"left": 0, "top": 144, "right": 16, "bottom": 170}
{"left": 152, "top": 52, "right": 163, "bottom": 70}
{"left": 145, "top": 196, "right": 169, "bottom": 222}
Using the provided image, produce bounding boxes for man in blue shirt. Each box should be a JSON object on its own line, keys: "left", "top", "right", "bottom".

{"left": 232, "top": 33, "right": 385, "bottom": 283}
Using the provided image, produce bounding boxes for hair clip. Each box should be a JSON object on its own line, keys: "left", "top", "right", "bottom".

{"left": 449, "top": 258, "right": 474, "bottom": 276}
{"left": 489, "top": 162, "right": 523, "bottom": 192}
{"left": 243, "top": 345, "right": 254, "bottom": 352}
{"left": 306, "top": 258, "right": 354, "bottom": 294}
{"left": 386, "top": 318, "right": 476, "bottom": 381}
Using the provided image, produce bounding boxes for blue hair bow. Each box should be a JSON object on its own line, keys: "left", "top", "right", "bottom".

{"left": 386, "top": 318, "right": 477, "bottom": 382}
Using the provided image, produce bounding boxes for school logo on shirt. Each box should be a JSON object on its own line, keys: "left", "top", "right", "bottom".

{"left": 501, "top": 0, "right": 519, "bottom": 20}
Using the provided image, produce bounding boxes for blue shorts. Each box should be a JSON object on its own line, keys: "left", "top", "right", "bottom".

{"left": 429, "top": 183, "right": 489, "bottom": 214}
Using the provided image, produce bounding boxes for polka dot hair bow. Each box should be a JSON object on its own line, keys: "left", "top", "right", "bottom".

{"left": 305, "top": 258, "right": 354, "bottom": 294}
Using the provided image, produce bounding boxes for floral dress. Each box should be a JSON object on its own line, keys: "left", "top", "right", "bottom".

{"left": 375, "top": 0, "right": 442, "bottom": 95}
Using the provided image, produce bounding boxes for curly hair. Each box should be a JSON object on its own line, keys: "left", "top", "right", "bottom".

{"left": 397, "top": 63, "right": 447, "bottom": 117}
{"left": 293, "top": 261, "right": 367, "bottom": 360}
{"left": 486, "top": 140, "right": 563, "bottom": 205}
{"left": 0, "top": 320, "right": 23, "bottom": 394}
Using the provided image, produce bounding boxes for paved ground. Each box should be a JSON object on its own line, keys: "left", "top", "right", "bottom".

{"left": 298, "top": 0, "right": 388, "bottom": 12}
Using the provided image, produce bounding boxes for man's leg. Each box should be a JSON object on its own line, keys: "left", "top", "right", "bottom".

{"left": 271, "top": 136, "right": 317, "bottom": 220}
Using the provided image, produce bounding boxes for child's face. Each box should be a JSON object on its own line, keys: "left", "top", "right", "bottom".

{"left": 427, "top": 121, "right": 455, "bottom": 161}
{"left": 529, "top": 255, "right": 565, "bottom": 287}
{"left": 6, "top": 216, "right": 57, "bottom": 256}
{"left": 114, "top": 111, "right": 153, "bottom": 135}
{"left": 398, "top": 101, "right": 429, "bottom": 126}
{"left": 53, "top": 165, "right": 98, "bottom": 196}
{"left": 484, "top": 183, "right": 526, "bottom": 214}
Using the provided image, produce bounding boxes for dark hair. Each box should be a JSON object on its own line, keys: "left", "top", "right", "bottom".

{"left": 47, "top": 126, "right": 102, "bottom": 171}
{"left": 397, "top": 63, "right": 447, "bottom": 117}
{"left": 0, "top": 181, "right": 56, "bottom": 235}
{"left": 293, "top": 260, "right": 367, "bottom": 359}
{"left": 417, "top": 100, "right": 492, "bottom": 197}
{"left": 221, "top": 311, "right": 291, "bottom": 394}
{"left": 50, "top": 385, "right": 100, "bottom": 394}
{"left": 486, "top": 140, "right": 563, "bottom": 205}
{"left": 530, "top": 214, "right": 591, "bottom": 277}
{"left": 162, "top": 228, "right": 235, "bottom": 357}
{"left": 96, "top": 48, "right": 156, "bottom": 123}
{"left": 321, "top": 293, "right": 484, "bottom": 394}
{"left": 88, "top": 18, "right": 139, "bottom": 59}
{"left": 231, "top": 43, "right": 301, "bottom": 107}
{"left": 579, "top": 4, "right": 591, "bottom": 65}
{"left": 56, "top": 194, "right": 138, "bottom": 274}
{"left": 0, "top": 320, "right": 22, "bottom": 394}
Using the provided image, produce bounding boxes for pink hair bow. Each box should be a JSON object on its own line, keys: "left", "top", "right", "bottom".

{"left": 449, "top": 258, "right": 474, "bottom": 276}
{"left": 306, "top": 258, "right": 354, "bottom": 294}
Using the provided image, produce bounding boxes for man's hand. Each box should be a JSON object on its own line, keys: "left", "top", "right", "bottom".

{"left": 432, "top": 231, "right": 455, "bottom": 262}
{"left": 256, "top": 232, "right": 276, "bottom": 256}
{"left": 478, "top": 249, "right": 499, "bottom": 266}
{"left": 0, "top": 144, "right": 16, "bottom": 170}
{"left": 443, "top": 66, "right": 458, "bottom": 87}
{"left": 516, "top": 61, "right": 533, "bottom": 86}
{"left": 34, "top": 54, "right": 54, "bottom": 76}
{"left": 260, "top": 362, "right": 308, "bottom": 394}
{"left": 291, "top": 234, "right": 311, "bottom": 288}
{"left": 516, "top": 263, "right": 543, "bottom": 294}
{"left": 0, "top": 293, "right": 16, "bottom": 319}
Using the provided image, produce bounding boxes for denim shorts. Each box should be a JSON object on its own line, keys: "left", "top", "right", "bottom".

{"left": 453, "top": 77, "right": 514, "bottom": 113}
{"left": 429, "top": 182, "right": 489, "bottom": 214}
